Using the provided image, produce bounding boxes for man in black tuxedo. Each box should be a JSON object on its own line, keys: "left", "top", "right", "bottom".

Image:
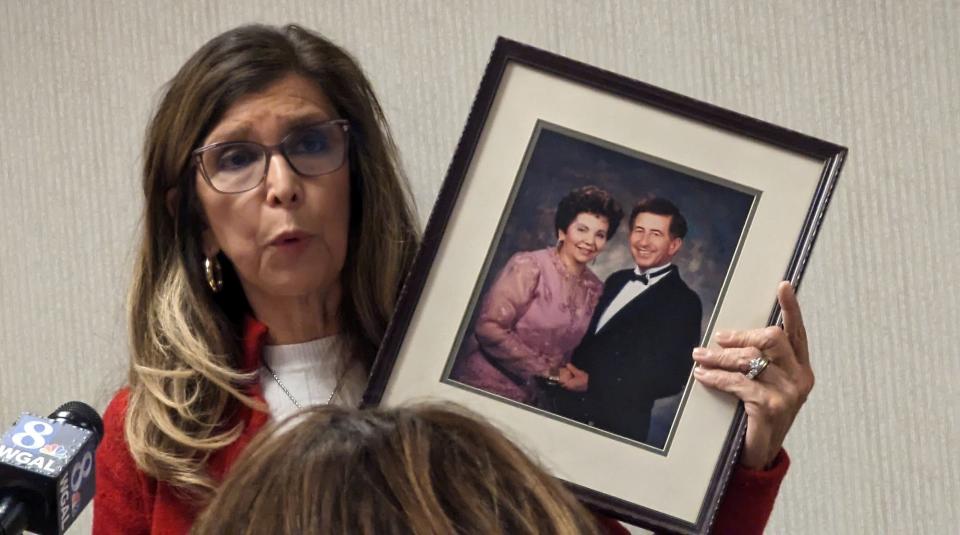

{"left": 557, "top": 197, "right": 702, "bottom": 444}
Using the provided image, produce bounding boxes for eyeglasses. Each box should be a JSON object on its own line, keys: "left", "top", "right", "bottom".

{"left": 192, "top": 119, "right": 350, "bottom": 194}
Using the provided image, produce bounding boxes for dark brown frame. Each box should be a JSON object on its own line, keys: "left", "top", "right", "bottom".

{"left": 362, "top": 37, "right": 846, "bottom": 534}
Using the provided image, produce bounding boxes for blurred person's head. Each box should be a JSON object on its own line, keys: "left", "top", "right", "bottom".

{"left": 191, "top": 405, "right": 601, "bottom": 535}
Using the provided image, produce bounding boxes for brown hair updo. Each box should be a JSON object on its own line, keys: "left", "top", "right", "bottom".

{"left": 554, "top": 185, "right": 623, "bottom": 240}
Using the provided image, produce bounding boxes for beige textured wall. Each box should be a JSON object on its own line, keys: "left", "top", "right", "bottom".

{"left": 1, "top": 1, "right": 956, "bottom": 533}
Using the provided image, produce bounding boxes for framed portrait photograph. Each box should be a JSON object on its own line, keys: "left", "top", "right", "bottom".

{"left": 364, "top": 38, "right": 846, "bottom": 534}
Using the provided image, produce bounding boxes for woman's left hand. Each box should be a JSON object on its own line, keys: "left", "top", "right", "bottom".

{"left": 692, "top": 281, "right": 814, "bottom": 470}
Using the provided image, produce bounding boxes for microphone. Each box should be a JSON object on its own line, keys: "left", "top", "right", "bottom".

{"left": 0, "top": 401, "right": 103, "bottom": 535}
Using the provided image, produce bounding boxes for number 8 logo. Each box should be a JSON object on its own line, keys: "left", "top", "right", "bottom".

{"left": 70, "top": 451, "right": 93, "bottom": 492}
{"left": 12, "top": 420, "right": 54, "bottom": 450}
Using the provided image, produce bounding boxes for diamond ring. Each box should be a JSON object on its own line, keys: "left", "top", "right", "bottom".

{"left": 745, "top": 357, "right": 770, "bottom": 380}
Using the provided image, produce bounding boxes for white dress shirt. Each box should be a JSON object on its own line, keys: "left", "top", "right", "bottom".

{"left": 594, "top": 263, "right": 673, "bottom": 333}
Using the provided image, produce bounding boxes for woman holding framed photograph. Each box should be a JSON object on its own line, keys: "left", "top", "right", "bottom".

{"left": 93, "top": 23, "right": 812, "bottom": 535}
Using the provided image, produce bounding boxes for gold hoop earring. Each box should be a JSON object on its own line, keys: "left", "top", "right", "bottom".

{"left": 204, "top": 256, "right": 223, "bottom": 293}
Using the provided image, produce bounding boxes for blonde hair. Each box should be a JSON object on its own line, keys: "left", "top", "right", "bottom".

{"left": 126, "top": 24, "right": 419, "bottom": 497}
{"left": 191, "top": 405, "right": 601, "bottom": 535}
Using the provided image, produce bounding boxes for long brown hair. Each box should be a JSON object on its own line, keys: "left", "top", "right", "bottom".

{"left": 191, "top": 405, "right": 601, "bottom": 535}
{"left": 126, "top": 24, "right": 420, "bottom": 497}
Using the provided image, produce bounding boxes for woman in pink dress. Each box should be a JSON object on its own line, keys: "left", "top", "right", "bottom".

{"left": 452, "top": 186, "right": 623, "bottom": 407}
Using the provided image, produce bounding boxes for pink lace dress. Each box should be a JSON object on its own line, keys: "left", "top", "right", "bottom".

{"left": 452, "top": 247, "right": 602, "bottom": 405}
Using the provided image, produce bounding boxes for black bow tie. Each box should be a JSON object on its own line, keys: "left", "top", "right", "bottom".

{"left": 630, "top": 265, "right": 673, "bottom": 285}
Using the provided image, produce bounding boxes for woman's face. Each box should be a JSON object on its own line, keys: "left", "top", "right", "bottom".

{"left": 557, "top": 212, "right": 609, "bottom": 266}
{"left": 195, "top": 74, "right": 351, "bottom": 305}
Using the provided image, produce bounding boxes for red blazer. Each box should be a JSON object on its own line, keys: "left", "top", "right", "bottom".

{"left": 94, "top": 317, "right": 789, "bottom": 534}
